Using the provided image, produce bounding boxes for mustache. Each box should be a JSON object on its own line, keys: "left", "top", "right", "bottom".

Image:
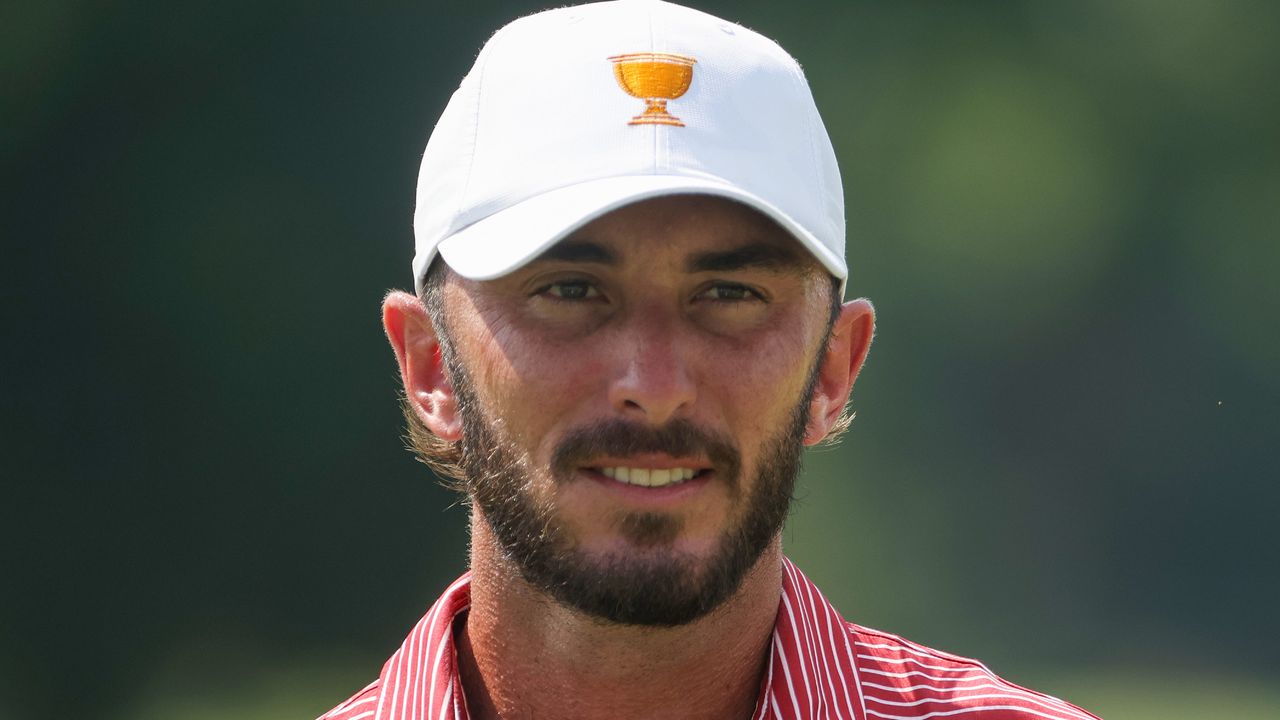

{"left": 551, "top": 418, "right": 741, "bottom": 486}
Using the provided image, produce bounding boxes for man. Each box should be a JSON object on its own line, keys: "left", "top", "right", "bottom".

{"left": 322, "top": 1, "right": 1100, "bottom": 718}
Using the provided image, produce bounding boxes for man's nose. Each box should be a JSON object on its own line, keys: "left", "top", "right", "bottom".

{"left": 607, "top": 311, "right": 697, "bottom": 426}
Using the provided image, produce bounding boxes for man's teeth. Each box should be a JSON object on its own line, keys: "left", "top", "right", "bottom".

{"left": 599, "top": 467, "right": 698, "bottom": 487}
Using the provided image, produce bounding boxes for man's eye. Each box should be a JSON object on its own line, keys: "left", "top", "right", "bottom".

{"left": 542, "top": 281, "right": 599, "bottom": 300}
{"left": 699, "top": 283, "right": 760, "bottom": 302}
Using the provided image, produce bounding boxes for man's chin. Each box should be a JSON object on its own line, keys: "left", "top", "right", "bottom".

{"left": 538, "top": 547, "right": 733, "bottom": 627}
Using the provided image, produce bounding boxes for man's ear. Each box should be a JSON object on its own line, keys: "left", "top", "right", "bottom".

{"left": 804, "top": 298, "right": 875, "bottom": 445}
{"left": 383, "top": 291, "right": 463, "bottom": 441}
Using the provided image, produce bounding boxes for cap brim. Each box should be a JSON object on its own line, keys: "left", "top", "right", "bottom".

{"left": 422, "top": 174, "right": 846, "bottom": 293}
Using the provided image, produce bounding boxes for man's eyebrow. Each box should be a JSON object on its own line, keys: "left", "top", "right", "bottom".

{"left": 686, "top": 242, "right": 805, "bottom": 274}
{"left": 533, "top": 240, "right": 618, "bottom": 265}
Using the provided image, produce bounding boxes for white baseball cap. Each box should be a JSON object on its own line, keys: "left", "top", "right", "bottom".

{"left": 412, "top": 0, "right": 846, "bottom": 295}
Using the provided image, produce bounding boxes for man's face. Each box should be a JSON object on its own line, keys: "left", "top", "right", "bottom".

{"left": 437, "top": 196, "right": 838, "bottom": 625}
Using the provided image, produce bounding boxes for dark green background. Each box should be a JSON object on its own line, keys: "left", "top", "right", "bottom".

{"left": 4, "top": 1, "right": 1278, "bottom": 718}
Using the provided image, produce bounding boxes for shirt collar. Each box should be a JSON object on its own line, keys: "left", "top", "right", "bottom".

{"left": 374, "top": 558, "right": 866, "bottom": 720}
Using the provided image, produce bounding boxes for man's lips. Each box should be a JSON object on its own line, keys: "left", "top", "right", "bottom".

{"left": 549, "top": 419, "right": 740, "bottom": 495}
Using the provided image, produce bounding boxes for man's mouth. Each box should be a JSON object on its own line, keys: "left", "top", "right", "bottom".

{"left": 595, "top": 466, "right": 708, "bottom": 488}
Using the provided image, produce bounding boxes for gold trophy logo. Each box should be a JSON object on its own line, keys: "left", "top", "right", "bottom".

{"left": 608, "top": 52, "right": 697, "bottom": 126}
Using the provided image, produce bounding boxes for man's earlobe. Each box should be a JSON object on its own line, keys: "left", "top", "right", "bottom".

{"left": 383, "top": 291, "right": 463, "bottom": 441}
{"left": 804, "top": 298, "right": 875, "bottom": 445}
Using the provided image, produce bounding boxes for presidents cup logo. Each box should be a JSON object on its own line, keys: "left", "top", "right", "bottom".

{"left": 608, "top": 52, "right": 697, "bottom": 126}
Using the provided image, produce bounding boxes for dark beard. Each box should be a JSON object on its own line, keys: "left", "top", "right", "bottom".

{"left": 453, "top": 365, "right": 813, "bottom": 627}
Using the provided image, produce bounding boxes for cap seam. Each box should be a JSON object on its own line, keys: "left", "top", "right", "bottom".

{"left": 789, "top": 58, "right": 827, "bottom": 233}
{"left": 449, "top": 32, "right": 498, "bottom": 238}
{"left": 647, "top": 5, "right": 659, "bottom": 174}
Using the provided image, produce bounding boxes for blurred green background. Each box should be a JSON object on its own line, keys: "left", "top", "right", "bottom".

{"left": 4, "top": 1, "right": 1278, "bottom": 718}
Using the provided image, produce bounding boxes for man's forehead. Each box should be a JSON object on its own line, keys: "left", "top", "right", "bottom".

{"left": 526, "top": 195, "right": 819, "bottom": 275}
{"left": 534, "top": 239, "right": 809, "bottom": 276}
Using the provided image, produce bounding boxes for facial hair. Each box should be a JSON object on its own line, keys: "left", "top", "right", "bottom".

{"left": 451, "top": 363, "right": 815, "bottom": 627}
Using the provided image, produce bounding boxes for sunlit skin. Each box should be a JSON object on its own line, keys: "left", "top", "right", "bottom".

{"left": 383, "top": 195, "right": 875, "bottom": 720}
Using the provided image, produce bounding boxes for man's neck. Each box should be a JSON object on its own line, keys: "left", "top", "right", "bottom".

{"left": 458, "top": 520, "right": 783, "bottom": 720}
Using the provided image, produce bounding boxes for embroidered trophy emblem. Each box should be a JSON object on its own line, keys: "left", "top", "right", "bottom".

{"left": 608, "top": 52, "right": 697, "bottom": 126}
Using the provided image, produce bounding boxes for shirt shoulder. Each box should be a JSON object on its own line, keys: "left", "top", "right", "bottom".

{"left": 848, "top": 624, "right": 1102, "bottom": 720}
{"left": 316, "top": 679, "right": 381, "bottom": 720}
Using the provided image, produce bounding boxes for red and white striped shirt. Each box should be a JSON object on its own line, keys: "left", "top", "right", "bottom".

{"left": 320, "top": 558, "right": 1100, "bottom": 720}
